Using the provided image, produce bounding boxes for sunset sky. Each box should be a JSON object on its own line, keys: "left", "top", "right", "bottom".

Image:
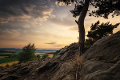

{"left": 0, "top": 0, "right": 120, "bottom": 49}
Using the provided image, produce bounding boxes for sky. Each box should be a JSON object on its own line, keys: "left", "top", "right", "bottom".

{"left": 0, "top": 0, "right": 120, "bottom": 49}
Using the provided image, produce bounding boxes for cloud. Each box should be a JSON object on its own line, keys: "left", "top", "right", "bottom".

{"left": 45, "top": 42, "right": 56, "bottom": 44}
{"left": 47, "top": 4, "right": 76, "bottom": 27}
{"left": 45, "top": 42, "right": 64, "bottom": 48}
{"left": 0, "top": 0, "right": 56, "bottom": 24}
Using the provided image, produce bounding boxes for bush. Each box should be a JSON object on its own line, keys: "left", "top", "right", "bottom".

{"left": 17, "top": 43, "right": 36, "bottom": 63}
{"left": 85, "top": 39, "right": 94, "bottom": 47}
{"left": 87, "top": 21, "right": 120, "bottom": 42}
{"left": 36, "top": 55, "right": 41, "bottom": 60}
{"left": 42, "top": 54, "right": 49, "bottom": 59}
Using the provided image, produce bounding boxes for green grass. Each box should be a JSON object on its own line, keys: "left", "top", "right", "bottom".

{"left": 0, "top": 53, "right": 5, "bottom": 55}
{"left": 0, "top": 57, "right": 18, "bottom": 64}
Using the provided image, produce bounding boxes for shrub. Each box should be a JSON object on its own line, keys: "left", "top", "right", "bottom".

{"left": 17, "top": 43, "right": 36, "bottom": 63}
{"left": 85, "top": 39, "right": 94, "bottom": 47}
{"left": 85, "top": 21, "right": 120, "bottom": 48}
{"left": 87, "top": 21, "right": 120, "bottom": 42}
{"left": 36, "top": 55, "right": 41, "bottom": 60}
{"left": 42, "top": 54, "right": 49, "bottom": 59}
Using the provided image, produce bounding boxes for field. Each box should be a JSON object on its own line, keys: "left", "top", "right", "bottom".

{"left": 0, "top": 51, "right": 18, "bottom": 67}
{"left": 0, "top": 61, "right": 18, "bottom": 67}
{"left": 0, "top": 57, "right": 18, "bottom": 64}
{"left": 48, "top": 54, "right": 53, "bottom": 58}
{"left": 0, "top": 50, "right": 55, "bottom": 67}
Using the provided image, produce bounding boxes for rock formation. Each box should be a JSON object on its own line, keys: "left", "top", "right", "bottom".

{"left": 80, "top": 31, "right": 120, "bottom": 80}
{"left": 0, "top": 31, "right": 120, "bottom": 80}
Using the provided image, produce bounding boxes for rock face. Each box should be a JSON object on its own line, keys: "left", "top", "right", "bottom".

{"left": 0, "top": 31, "right": 120, "bottom": 80}
{"left": 80, "top": 31, "right": 120, "bottom": 80}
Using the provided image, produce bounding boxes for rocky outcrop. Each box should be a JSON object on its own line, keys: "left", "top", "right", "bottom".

{"left": 0, "top": 43, "right": 79, "bottom": 80}
{"left": 80, "top": 31, "right": 120, "bottom": 80}
{"left": 0, "top": 31, "right": 120, "bottom": 80}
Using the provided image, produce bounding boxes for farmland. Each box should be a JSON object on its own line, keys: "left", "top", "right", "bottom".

{"left": 0, "top": 61, "right": 18, "bottom": 67}
{"left": 0, "top": 48, "right": 57, "bottom": 67}
{"left": 0, "top": 57, "right": 18, "bottom": 64}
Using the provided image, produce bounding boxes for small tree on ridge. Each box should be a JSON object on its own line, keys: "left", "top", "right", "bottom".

{"left": 18, "top": 43, "right": 36, "bottom": 63}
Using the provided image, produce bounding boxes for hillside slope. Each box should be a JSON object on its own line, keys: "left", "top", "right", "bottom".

{"left": 0, "top": 31, "right": 120, "bottom": 80}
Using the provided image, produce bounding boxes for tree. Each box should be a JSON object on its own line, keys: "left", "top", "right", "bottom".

{"left": 87, "top": 21, "right": 120, "bottom": 42}
{"left": 85, "top": 21, "right": 120, "bottom": 47}
{"left": 57, "top": 0, "right": 120, "bottom": 55}
{"left": 17, "top": 43, "right": 36, "bottom": 63}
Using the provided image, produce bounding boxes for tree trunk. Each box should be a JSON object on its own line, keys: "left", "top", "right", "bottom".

{"left": 78, "top": 0, "right": 90, "bottom": 56}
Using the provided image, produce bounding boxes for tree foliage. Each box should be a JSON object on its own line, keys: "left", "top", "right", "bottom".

{"left": 90, "top": 0, "right": 120, "bottom": 18}
{"left": 87, "top": 21, "right": 120, "bottom": 42}
{"left": 17, "top": 43, "right": 36, "bottom": 63}
{"left": 57, "top": 0, "right": 120, "bottom": 18}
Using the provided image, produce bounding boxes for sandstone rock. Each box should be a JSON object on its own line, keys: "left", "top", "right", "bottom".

{"left": 80, "top": 31, "right": 120, "bottom": 80}
{"left": 58, "top": 48, "right": 68, "bottom": 55}
{"left": 1, "top": 75, "right": 20, "bottom": 80}
{"left": 51, "top": 61, "right": 73, "bottom": 80}
{"left": 37, "top": 61, "right": 58, "bottom": 73}
{"left": 62, "top": 74, "right": 74, "bottom": 80}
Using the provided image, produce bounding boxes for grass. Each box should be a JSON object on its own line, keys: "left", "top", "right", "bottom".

{"left": 48, "top": 54, "right": 53, "bottom": 58}
{"left": 0, "top": 61, "right": 18, "bottom": 67}
{"left": 72, "top": 54, "right": 84, "bottom": 80}
{"left": 37, "top": 54, "right": 53, "bottom": 58}
{"left": 0, "top": 57, "right": 18, "bottom": 64}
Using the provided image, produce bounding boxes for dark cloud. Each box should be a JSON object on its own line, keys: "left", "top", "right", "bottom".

{"left": 45, "top": 42, "right": 56, "bottom": 44}
{"left": 0, "top": 0, "right": 55, "bottom": 19}
{"left": 0, "top": 0, "right": 57, "bottom": 30}
{"left": 45, "top": 42, "right": 63, "bottom": 47}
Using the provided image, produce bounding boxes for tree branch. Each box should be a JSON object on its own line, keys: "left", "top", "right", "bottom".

{"left": 75, "top": 20, "right": 78, "bottom": 24}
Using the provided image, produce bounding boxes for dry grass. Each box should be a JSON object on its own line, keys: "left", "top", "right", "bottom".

{"left": 72, "top": 54, "right": 84, "bottom": 80}
{"left": 72, "top": 54, "right": 84, "bottom": 67}
{"left": 0, "top": 61, "right": 18, "bottom": 67}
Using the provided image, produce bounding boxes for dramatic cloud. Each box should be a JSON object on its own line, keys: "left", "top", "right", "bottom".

{"left": 0, "top": 0, "right": 56, "bottom": 24}
{"left": 0, "top": 0, "right": 53, "bottom": 18}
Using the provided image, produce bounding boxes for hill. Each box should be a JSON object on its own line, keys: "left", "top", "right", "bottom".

{"left": 0, "top": 31, "right": 120, "bottom": 80}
